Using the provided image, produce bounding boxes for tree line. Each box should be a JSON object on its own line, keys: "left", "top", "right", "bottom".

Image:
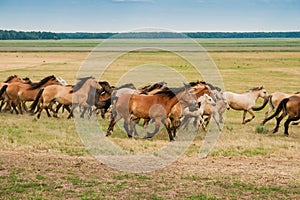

{"left": 1, "top": 29, "right": 300, "bottom": 40}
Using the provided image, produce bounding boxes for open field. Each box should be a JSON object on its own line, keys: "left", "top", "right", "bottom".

{"left": 0, "top": 39, "right": 299, "bottom": 199}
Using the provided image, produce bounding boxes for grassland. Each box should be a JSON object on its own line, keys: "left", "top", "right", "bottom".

{"left": 0, "top": 39, "right": 299, "bottom": 199}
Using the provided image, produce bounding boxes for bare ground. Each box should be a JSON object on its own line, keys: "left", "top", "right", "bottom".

{"left": 0, "top": 149, "right": 299, "bottom": 199}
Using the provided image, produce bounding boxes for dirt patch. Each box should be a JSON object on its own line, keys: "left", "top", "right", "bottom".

{"left": 0, "top": 150, "right": 299, "bottom": 199}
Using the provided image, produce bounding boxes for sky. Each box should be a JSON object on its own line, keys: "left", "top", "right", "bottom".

{"left": 0, "top": 0, "right": 299, "bottom": 32}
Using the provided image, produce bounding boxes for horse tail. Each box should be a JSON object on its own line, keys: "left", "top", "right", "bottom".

{"left": 269, "top": 95, "right": 275, "bottom": 110}
{"left": 30, "top": 88, "right": 44, "bottom": 113}
{"left": 252, "top": 95, "right": 269, "bottom": 111}
{"left": 262, "top": 98, "right": 289, "bottom": 125}
{"left": 0, "top": 85, "right": 8, "bottom": 97}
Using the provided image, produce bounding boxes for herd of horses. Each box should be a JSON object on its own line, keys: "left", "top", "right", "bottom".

{"left": 0, "top": 75, "right": 299, "bottom": 141}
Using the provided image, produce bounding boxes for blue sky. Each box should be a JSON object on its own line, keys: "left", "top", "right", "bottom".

{"left": 0, "top": 0, "right": 299, "bottom": 32}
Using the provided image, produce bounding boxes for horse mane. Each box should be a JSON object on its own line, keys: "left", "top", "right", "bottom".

{"left": 28, "top": 75, "right": 56, "bottom": 90}
{"left": 22, "top": 77, "right": 32, "bottom": 84}
{"left": 98, "top": 81, "right": 110, "bottom": 87}
{"left": 294, "top": 91, "right": 300, "bottom": 94}
{"left": 140, "top": 81, "right": 166, "bottom": 92}
{"left": 4, "top": 75, "right": 18, "bottom": 83}
{"left": 117, "top": 83, "right": 136, "bottom": 90}
{"left": 189, "top": 80, "right": 207, "bottom": 87}
{"left": 246, "top": 86, "right": 264, "bottom": 92}
{"left": 154, "top": 85, "right": 189, "bottom": 98}
{"left": 206, "top": 83, "right": 221, "bottom": 92}
{"left": 70, "top": 76, "right": 93, "bottom": 93}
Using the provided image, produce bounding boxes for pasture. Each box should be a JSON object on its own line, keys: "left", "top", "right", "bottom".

{"left": 0, "top": 39, "right": 300, "bottom": 199}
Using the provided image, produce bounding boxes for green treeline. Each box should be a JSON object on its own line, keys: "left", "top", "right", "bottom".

{"left": 1, "top": 29, "right": 300, "bottom": 40}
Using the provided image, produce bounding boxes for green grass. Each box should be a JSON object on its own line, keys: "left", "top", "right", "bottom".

{"left": 0, "top": 39, "right": 300, "bottom": 199}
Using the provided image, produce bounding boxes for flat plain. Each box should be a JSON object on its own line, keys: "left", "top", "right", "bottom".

{"left": 0, "top": 38, "right": 299, "bottom": 199}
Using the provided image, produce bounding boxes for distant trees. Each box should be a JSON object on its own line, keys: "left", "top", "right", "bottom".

{"left": 0, "top": 30, "right": 60, "bottom": 40}
{"left": 0, "top": 29, "right": 300, "bottom": 40}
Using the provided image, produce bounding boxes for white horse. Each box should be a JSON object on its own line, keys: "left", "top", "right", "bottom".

{"left": 181, "top": 94, "right": 216, "bottom": 131}
{"left": 224, "top": 86, "right": 268, "bottom": 124}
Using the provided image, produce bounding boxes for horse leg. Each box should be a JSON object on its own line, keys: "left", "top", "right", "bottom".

{"left": 284, "top": 116, "right": 300, "bottom": 136}
{"left": 67, "top": 106, "right": 75, "bottom": 119}
{"left": 11, "top": 101, "right": 19, "bottom": 114}
{"left": 80, "top": 107, "right": 88, "bottom": 118}
{"left": 244, "top": 109, "right": 255, "bottom": 124}
{"left": 242, "top": 110, "right": 247, "bottom": 124}
{"left": 0, "top": 100, "right": 5, "bottom": 112}
{"left": 22, "top": 101, "right": 28, "bottom": 112}
{"left": 106, "top": 112, "right": 122, "bottom": 136}
{"left": 144, "top": 118, "right": 161, "bottom": 139}
{"left": 163, "top": 119, "right": 174, "bottom": 141}
{"left": 272, "top": 113, "right": 285, "bottom": 134}
{"left": 123, "top": 117, "right": 132, "bottom": 138}
{"left": 212, "top": 114, "right": 222, "bottom": 131}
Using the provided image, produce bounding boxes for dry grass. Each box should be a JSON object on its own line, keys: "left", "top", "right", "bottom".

{"left": 0, "top": 43, "right": 300, "bottom": 199}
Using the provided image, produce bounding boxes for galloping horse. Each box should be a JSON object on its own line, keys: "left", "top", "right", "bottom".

{"left": 202, "top": 91, "right": 229, "bottom": 131}
{"left": 1, "top": 75, "right": 59, "bottom": 114}
{"left": 106, "top": 84, "right": 197, "bottom": 141}
{"left": 167, "top": 81, "right": 210, "bottom": 137}
{"left": 224, "top": 86, "right": 268, "bottom": 124}
{"left": 264, "top": 91, "right": 300, "bottom": 119}
{"left": 262, "top": 95, "right": 300, "bottom": 136}
{"left": 31, "top": 77, "right": 101, "bottom": 119}
{"left": 0, "top": 75, "right": 32, "bottom": 112}
{"left": 181, "top": 93, "right": 216, "bottom": 132}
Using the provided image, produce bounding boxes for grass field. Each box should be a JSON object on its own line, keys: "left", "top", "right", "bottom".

{"left": 0, "top": 39, "right": 299, "bottom": 199}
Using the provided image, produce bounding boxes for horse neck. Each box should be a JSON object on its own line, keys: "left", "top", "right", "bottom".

{"left": 74, "top": 80, "right": 93, "bottom": 94}
{"left": 195, "top": 88, "right": 209, "bottom": 98}
{"left": 157, "top": 92, "right": 183, "bottom": 112}
{"left": 247, "top": 90, "right": 261, "bottom": 100}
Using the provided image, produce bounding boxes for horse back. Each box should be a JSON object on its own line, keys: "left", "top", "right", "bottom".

{"left": 286, "top": 96, "right": 300, "bottom": 116}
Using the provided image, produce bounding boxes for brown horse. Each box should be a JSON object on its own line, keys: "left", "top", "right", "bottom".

{"left": 262, "top": 95, "right": 300, "bottom": 136}
{"left": 224, "top": 86, "right": 268, "bottom": 124}
{"left": 31, "top": 77, "right": 102, "bottom": 119}
{"left": 1, "top": 75, "right": 59, "bottom": 114}
{"left": 167, "top": 81, "right": 210, "bottom": 137}
{"left": 264, "top": 91, "right": 300, "bottom": 119}
{"left": 0, "top": 75, "right": 33, "bottom": 113}
{"left": 106, "top": 84, "right": 197, "bottom": 141}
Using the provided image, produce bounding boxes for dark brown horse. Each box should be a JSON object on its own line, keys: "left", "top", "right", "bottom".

{"left": 106, "top": 84, "right": 197, "bottom": 141}
{"left": 262, "top": 95, "right": 300, "bottom": 136}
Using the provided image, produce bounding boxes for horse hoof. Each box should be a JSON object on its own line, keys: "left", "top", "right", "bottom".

{"left": 127, "top": 134, "right": 132, "bottom": 138}
{"left": 284, "top": 133, "right": 289, "bottom": 136}
{"left": 143, "top": 134, "right": 152, "bottom": 139}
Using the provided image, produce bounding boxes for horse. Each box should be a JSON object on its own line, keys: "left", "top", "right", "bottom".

{"left": 0, "top": 75, "right": 33, "bottom": 112}
{"left": 30, "top": 77, "right": 102, "bottom": 119}
{"left": 0, "top": 75, "right": 59, "bottom": 114}
{"left": 224, "top": 86, "right": 268, "bottom": 124}
{"left": 106, "top": 84, "right": 197, "bottom": 141}
{"left": 264, "top": 91, "right": 300, "bottom": 119}
{"left": 181, "top": 93, "right": 216, "bottom": 132}
{"left": 80, "top": 81, "right": 113, "bottom": 118}
{"left": 167, "top": 81, "right": 210, "bottom": 137}
{"left": 262, "top": 95, "right": 300, "bottom": 136}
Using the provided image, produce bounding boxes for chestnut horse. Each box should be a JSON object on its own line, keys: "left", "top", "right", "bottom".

{"left": 0, "top": 75, "right": 59, "bottom": 114}
{"left": 30, "top": 77, "right": 102, "bottom": 119}
{"left": 224, "top": 86, "right": 268, "bottom": 124}
{"left": 262, "top": 95, "right": 300, "bottom": 136}
{"left": 106, "top": 84, "right": 197, "bottom": 141}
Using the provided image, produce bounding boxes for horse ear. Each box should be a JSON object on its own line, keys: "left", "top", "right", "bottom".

{"left": 260, "top": 85, "right": 264, "bottom": 89}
